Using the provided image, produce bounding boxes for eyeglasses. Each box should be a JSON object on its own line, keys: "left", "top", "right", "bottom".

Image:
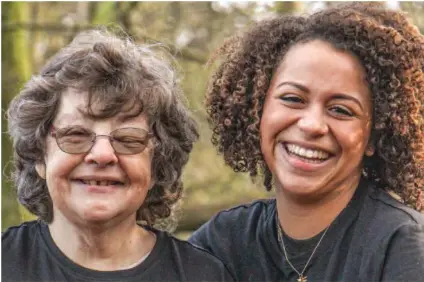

{"left": 50, "top": 126, "right": 154, "bottom": 155}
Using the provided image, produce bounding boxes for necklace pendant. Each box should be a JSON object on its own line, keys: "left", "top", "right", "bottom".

{"left": 297, "top": 275, "right": 307, "bottom": 282}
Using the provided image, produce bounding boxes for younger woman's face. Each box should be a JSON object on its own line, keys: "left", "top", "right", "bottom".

{"left": 260, "top": 40, "right": 373, "bottom": 201}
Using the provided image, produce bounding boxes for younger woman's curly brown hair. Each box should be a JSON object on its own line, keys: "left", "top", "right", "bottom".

{"left": 7, "top": 29, "right": 199, "bottom": 228}
{"left": 206, "top": 3, "right": 424, "bottom": 210}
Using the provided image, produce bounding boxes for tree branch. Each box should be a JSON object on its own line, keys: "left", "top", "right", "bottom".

{"left": 2, "top": 22, "right": 208, "bottom": 64}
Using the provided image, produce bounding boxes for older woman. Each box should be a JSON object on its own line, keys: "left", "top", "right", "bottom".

{"left": 2, "top": 29, "right": 233, "bottom": 281}
{"left": 189, "top": 3, "right": 424, "bottom": 282}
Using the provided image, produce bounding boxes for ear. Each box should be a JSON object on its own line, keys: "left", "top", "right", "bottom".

{"left": 35, "top": 163, "right": 46, "bottom": 179}
{"left": 365, "top": 143, "right": 375, "bottom": 157}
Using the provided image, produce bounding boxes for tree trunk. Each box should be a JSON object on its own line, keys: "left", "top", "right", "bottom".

{"left": 2, "top": 2, "right": 35, "bottom": 230}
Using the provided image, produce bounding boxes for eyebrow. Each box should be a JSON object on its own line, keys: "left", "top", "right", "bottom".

{"left": 276, "top": 81, "right": 365, "bottom": 111}
{"left": 332, "top": 94, "right": 364, "bottom": 111}
{"left": 63, "top": 107, "right": 144, "bottom": 126}
{"left": 276, "top": 81, "right": 309, "bottom": 93}
{"left": 117, "top": 112, "right": 143, "bottom": 123}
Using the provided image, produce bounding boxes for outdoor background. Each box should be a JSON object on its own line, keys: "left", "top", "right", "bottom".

{"left": 2, "top": 1, "right": 424, "bottom": 237}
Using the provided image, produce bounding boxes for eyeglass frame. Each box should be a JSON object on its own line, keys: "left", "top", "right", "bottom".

{"left": 50, "top": 125, "right": 154, "bottom": 155}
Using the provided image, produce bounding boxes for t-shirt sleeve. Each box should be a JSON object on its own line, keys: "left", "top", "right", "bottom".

{"left": 381, "top": 223, "right": 424, "bottom": 281}
{"left": 189, "top": 217, "right": 217, "bottom": 254}
{"left": 189, "top": 212, "right": 241, "bottom": 280}
{"left": 184, "top": 221, "right": 235, "bottom": 281}
{"left": 219, "top": 265, "right": 236, "bottom": 282}
{"left": 189, "top": 203, "right": 267, "bottom": 281}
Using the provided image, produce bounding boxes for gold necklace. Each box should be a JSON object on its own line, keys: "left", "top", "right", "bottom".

{"left": 276, "top": 217, "right": 330, "bottom": 282}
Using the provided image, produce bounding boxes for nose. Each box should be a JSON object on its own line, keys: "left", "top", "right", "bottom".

{"left": 297, "top": 107, "right": 329, "bottom": 137}
{"left": 84, "top": 136, "right": 118, "bottom": 167}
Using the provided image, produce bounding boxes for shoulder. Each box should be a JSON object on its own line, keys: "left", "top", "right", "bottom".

{"left": 165, "top": 231, "right": 227, "bottom": 264}
{"left": 152, "top": 229, "right": 234, "bottom": 280}
{"left": 359, "top": 186, "right": 424, "bottom": 256}
{"left": 222, "top": 198, "right": 275, "bottom": 216}
{"left": 366, "top": 187, "right": 424, "bottom": 227}
{"left": 365, "top": 190, "right": 424, "bottom": 280}
{"left": 2, "top": 221, "right": 44, "bottom": 280}
{"left": 2, "top": 220, "right": 42, "bottom": 249}
{"left": 197, "top": 198, "right": 275, "bottom": 231}
{"left": 188, "top": 199, "right": 275, "bottom": 255}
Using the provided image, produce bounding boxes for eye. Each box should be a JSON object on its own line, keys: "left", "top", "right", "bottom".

{"left": 279, "top": 94, "right": 305, "bottom": 104}
{"left": 62, "top": 127, "right": 91, "bottom": 136}
{"left": 111, "top": 128, "right": 150, "bottom": 149}
{"left": 114, "top": 137, "right": 147, "bottom": 148}
{"left": 116, "top": 137, "right": 145, "bottom": 143}
{"left": 57, "top": 127, "right": 92, "bottom": 144}
{"left": 328, "top": 105, "right": 354, "bottom": 117}
{"left": 67, "top": 129, "right": 89, "bottom": 135}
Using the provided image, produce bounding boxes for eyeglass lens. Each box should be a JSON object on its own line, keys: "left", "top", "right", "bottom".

{"left": 54, "top": 126, "right": 151, "bottom": 155}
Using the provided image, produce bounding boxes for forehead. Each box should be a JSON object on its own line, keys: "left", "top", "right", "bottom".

{"left": 54, "top": 89, "right": 147, "bottom": 126}
{"left": 274, "top": 40, "right": 369, "bottom": 96}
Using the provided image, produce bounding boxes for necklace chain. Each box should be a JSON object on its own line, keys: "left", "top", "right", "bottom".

{"left": 276, "top": 216, "right": 330, "bottom": 282}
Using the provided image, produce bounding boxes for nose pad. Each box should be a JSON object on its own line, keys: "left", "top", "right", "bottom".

{"left": 84, "top": 137, "right": 118, "bottom": 167}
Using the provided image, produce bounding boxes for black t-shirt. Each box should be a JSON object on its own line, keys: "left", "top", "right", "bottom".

{"left": 189, "top": 180, "right": 424, "bottom": 281}
{"left": 2, "top": 221, "right": 234, "bottom": 282}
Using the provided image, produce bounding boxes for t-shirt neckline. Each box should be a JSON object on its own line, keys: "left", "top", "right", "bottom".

{"left": 264, "top": 178, "right": 369, "bottom": 278}
{"left": 38, "top": 222, "right": 165, "bottom": 280}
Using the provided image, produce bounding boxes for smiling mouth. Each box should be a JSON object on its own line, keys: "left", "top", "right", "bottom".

{"left": 284, "top": 143, "right": 331, "bottom": 163}
{"left": 77, "top": 180, "right": 124, "bottom": 186}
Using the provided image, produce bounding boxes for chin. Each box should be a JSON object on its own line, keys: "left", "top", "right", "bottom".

{"left": 76, "top": 202, "right": 122, "bottom": 223}
{"left": 79, "top": 210, "right": 116, "bottom": 223}
{"left": 282, "top": 184, "right": 317, "bottom": 195}
{"left": 277, "top": 176, "right": 325, "bottom": 197}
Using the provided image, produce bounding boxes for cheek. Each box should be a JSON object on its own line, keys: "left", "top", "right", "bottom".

{"left": 44, "top": 139, "right": 78, "bottom": 176}
{"left": 260, "top": 107, "right": 272, "bottom": 160}
{"left": 335, "top": 122, "right": 371, "bottom": 157}
{"left": 44, "top": 155, "right": 83, "bottom": 210}
{"left": 260, "top": 103, "right": 276, "bottom": 144}
{"left": 45, "top": 151, "right": 83, "bottom": 183}
{"left": 260, "top": 100, "right": 293, "bottom": 138}
{"left": 120, "top": 154, "right": 153, "bottom": 189}
{"left": 260, "top": 102, "right": 286, "bottom": 168}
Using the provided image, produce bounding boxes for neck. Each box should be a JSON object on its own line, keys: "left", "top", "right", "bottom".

{"left": 276, "top": 175, "right": 360, "bottom": 240}
{"left": 48, "top": 211, "right": 155, "bottom": 271}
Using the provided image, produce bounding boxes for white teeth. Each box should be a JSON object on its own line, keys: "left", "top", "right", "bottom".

{"left": 80, "top": 180, "right": 121, "bottom": 186}
{"left": 286, "top": 144, "right": 329, "bottom": 160}
{"left": 306, "top": 150, "right": 313, "bottom": 158}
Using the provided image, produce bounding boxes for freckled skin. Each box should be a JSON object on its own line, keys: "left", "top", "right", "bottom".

{"left": 260, "top": 40, "right": 373, "bottom": 203}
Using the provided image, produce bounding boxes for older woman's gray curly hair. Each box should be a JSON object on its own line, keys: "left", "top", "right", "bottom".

{"left": 7, "top": 29, "right": 199, "bottom": 227}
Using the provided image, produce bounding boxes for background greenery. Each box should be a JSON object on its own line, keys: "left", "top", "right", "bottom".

{"left": 2, "top": 1, "right": 423, "bottom": 236}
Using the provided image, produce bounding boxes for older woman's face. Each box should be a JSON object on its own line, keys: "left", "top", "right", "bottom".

{"left": 36, "top": 89, "right": 153, "bottom": 226}
{"left": 260, "top": 40, "right": 373, "bottom": 200}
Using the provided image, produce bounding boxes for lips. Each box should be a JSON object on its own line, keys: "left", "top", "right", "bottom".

{"left": 281, "top": 142, "right": 333, "bottom": 167}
